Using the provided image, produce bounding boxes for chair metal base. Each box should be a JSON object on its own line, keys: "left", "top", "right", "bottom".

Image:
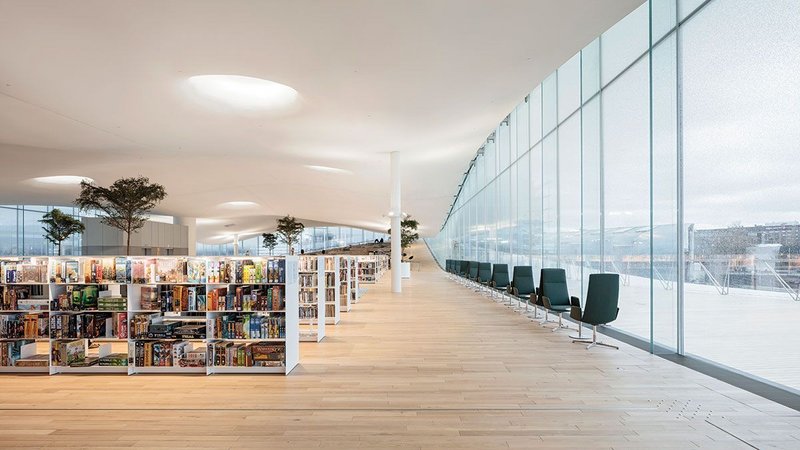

{"left": 538, "top": 310, "right": 557, "bottom": 326}
{"left": 569, "top": 322, "right": 587, "bottom": 340}
{"left": 572, "top": 326, "right": 618, "bottom": 350}
{"left": 547, "top": 313, "right": 571, "bottom": 332}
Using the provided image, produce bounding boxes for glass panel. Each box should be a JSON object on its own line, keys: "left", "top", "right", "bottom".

{"left": 529, "top": 86, "right": 542, "bottom": 145}
{"left": 582, "top": 97, "right": 602, "bottom": 300}
{"left": 529, "top": 143, "right": 543, "bottom": 271}
{"left": 486, "top": 180, "right": 497, "bottom": 262}
{"left": 602, "top": 56, "right": 650, "bottom": 341}
{"left": 22, "top": 209, "right": 48, "bottom": 256}
{"left": 508, "top": 109, "right": 518, "bottom": 162}
{"left": 0, "top": 207, "right": 18, "bottom": 255}
{"left": 652, "top": 33, "right": 678, "bottom": 351}
{"left": 652, "top": 0, "right": 677, "bottom": 41}
{"left": 601, "top": 3, "right": 648, "bottom": 86}
{"left": 542, "top": 134, "right": 558, "bottom": 267}
{"left": 474, "top": 157, "right": 484, "bottom": 192}
{"left": 581, "top": 38, "right": 601, "bottom": 103}
{"left": 682, "top": 0, "right": 800, "bottom": 389}
{"left": 558, "top": 52, "right": 581, "bottom": 123}
{"left": 516, "top": 100, "right": 529, "bottom": 158}
{"left": 558, "top": 114, "right": 581, "bottom": 289}
{"left": 509, "top": 163, "right": 518, "bottom": 260}
{"left": 678, "top": 0, "right": 705, "bottom": 21}
{"left": 497, "top": 170, "right": 511, "bottom": 266}
{"left": 484, "top": 139, "right": 497, "bottom": 185}
{"left": 517, "top": 153, "right": 531, "bottom": 266}
{"left": 542, "top": 73, "right": 558, "bottom": 135}
{"left": 497, "top": 123, "right": 511, "bottom": 171}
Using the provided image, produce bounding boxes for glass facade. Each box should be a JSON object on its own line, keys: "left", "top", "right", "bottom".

{"left": 0, "top": 205, "right": 84, "bottom": 256}
{"left": 1, "top": 206, "right": 387, "bottom": 259}
{"left": 196, "top": 226, "right": 389, "bottom": 256}
{"left": 427, "top": 0, "right": 800, "bottom": 392}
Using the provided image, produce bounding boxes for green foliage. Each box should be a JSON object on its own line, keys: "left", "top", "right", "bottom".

{"left": 39, "top": 208, "right": 85, "bottom": 256}
{"left": 261, "top": 233, "right": 278, "bottom": 255}
{"left": 275, "top": 215, "right": 305, "bottom": 254}
{"left": 388, "top": 216, "right": 420, "bottom": 250}
{"left": 75, "top": 176, "right": 167, "bottom": 255}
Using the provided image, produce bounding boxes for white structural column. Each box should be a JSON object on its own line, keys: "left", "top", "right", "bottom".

{"left": 233, "top": 233, "right": 239, "bottom": 256}
{"left": 174, "top": 216, "right": 197, "bottom": 256}
{"left": 390, "top": 151, "right": 402, "bottom": 293}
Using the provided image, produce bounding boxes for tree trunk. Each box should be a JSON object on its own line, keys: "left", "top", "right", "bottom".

{"left": 57, "top": 242, "right": 62, "bottom": 256}
{"left": 126, "top": 228, "right": 131, "bottom": 256}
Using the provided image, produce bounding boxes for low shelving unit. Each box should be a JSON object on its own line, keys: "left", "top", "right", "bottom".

{"left": 298, "top": 256, "right": 325, "bottom": 342}
{"left": 323, "top": 256, "right": 340, "bottom": 325}
{"left": 339, "top": 256, "right": 351, "bottom": 313}
{"left": 0, "top": 255, "right": 299, "bottom": 375}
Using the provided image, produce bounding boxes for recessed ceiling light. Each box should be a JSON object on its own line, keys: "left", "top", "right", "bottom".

{"left": 31, "top": 175, "right": 93, "bottom": 185}
{"left": 186, "top": 75, "right": 298, "bottom": 112}
{"left": 219, "top": 201, "right": 259, "bottom": 209}
{"left": 305, "top": 165, "right": 352, "bottom": 175}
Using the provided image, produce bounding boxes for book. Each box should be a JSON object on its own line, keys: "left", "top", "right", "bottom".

{"left": 52, "top": 340, "right": 85, "bottom": 366}
{"left": 14, "top": 354, "right": 49, "bottom": 368}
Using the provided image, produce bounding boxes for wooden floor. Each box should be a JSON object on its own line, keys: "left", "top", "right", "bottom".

{"left": 0, "top": 247, "right": 798, "bottom": 449}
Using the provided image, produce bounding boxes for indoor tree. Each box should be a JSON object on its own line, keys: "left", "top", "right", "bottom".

{"left": 275, "top": 215, "right": 304, "bottom": 255}
{"left": 262, "top": 232, "right": 278, "bottom": 255}
{"left": 75, "top": 176, "right": 167, "bottom": 255}
{"left": 388, "top": 215, "right": 420, "bottom": 250}
{"left": 39, "top": 208, "right": 85, "bottom": 256}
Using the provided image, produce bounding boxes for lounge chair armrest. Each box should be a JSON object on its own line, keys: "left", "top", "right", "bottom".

{"left": 570, "top": 296, "right": 581, "bottom": 307}
{"left": 570, "top": 305, "right": 582, "bottom": 321}
{"left": 542, "top": 295, "right": 552, "bottom": 309}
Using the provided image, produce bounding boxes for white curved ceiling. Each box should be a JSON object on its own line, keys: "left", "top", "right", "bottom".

{"left": 0, "top": 0, "right": 642, "bottom": 240}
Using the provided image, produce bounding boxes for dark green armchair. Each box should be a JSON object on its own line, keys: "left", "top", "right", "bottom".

{"left": 508, "top": 266, "right": 535, "bottom": 310}
{"left": 572, "top": 273, "right": 620, "bottom": 349}
{"left": 539, "top": 268, "right": 579, "bottom": 331}
{"left": 489, "top": 264, "right": 510, "bottom": 300}
{"left": 459, "top": 260, "right": 470, "bottom": 278}
{"left": 468, "top": 261, "right": 480, "bottom": 281}
{"left": 477, "top": 262, "right": 492, "bottom": 288}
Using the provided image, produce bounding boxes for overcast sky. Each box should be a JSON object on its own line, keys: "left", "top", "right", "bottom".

{"left": 682, "top": 0, "right": 800, "bottom": 229}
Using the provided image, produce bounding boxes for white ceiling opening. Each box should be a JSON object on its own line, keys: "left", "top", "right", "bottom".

{"left": 0, "top": 0, "right": 642, "bottom": 240}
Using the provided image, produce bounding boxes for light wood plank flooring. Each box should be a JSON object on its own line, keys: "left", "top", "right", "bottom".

{"left": 0, "top": 246, "right": 798, "bottom": 449}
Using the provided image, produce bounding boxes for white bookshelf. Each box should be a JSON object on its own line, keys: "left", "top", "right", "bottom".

{"left": 0, "top": 255, "right": 300, "bottom": 375}
{"left": 357, "top": 255, "right": 378, "bottom": 284}
{"left": 298, "top": 256, "right": 325, "bottom": 342}
{"left": 376, "top": 254, "right": 390, "bottom": 279}
{"left": 339, "top": 256, "right": 351, "bottom": 312}
{"left": 350, "top": 256, "right": 360, "bottom": 304}
{"left": 323, "top": 256, "right": 341, "bottom": 325}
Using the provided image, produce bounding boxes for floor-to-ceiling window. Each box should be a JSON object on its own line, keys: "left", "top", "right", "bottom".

{"left": 0, "top": 205, "right": 84, "bottom": 256}
{"left": 681, "top": 0, "right": 800, "bottom": 387}
{"left": 427, "top": 0, "right": 800, "bottom": 393}
{"left": 198, "top": 226, "right": 388, "bottom": 256}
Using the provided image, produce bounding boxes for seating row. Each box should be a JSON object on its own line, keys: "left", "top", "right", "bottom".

{"left": 443, "top": 259, "right": 620, "bottom": 349}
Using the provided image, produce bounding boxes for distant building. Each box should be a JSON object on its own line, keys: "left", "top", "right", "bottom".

{"left": 693, "top": 222, "right": 800, "bottom": 257}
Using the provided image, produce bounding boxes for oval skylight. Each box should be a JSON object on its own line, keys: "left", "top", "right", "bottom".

{"left": 219, "top": 201, "right": 259, "bottom": 209}
{"left": 305, "top": 165, "right": 352, "bottom": 175}
{"left": 32, "top": 175, "right": 93, "bottom": 185}
{"left": 186, "top": 75, "right": 298, "bottom": 112}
